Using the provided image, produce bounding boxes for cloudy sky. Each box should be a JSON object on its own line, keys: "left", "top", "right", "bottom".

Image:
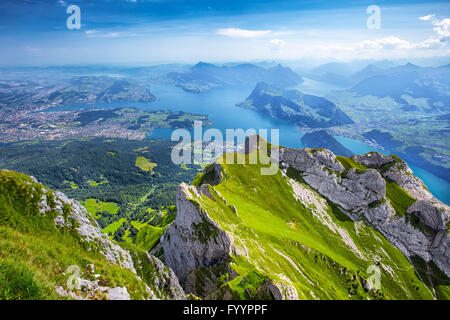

{"left": 0, "top": 0, "right": 449, "bottom": 65}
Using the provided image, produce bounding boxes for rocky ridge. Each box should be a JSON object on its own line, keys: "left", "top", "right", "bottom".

{"left": 161, "top": 182, "right": 298, "bottom": 299}
{"left": 277, "top": 148, "right": 449, "bottom": 277}
{"left": 160, "top": 138, "right": 449, "bottom": 299}
{"left": 1, "top": 170, "right": 185, "bottom": 300}
{"left": 41, "top": 180, "right": 186, "bottom": 300}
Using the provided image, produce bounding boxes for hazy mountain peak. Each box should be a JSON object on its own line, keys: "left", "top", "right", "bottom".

{"left": 239, "top": 82, "right": 353, "bottom": 128}
{"left": 191, "top": 61, "right": 217, "bottom": 69}
{"left": 170, "top": 63, "right": 302, "bottom": 93}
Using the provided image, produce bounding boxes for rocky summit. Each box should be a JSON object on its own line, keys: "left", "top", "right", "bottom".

{"left": 161, "top": 137, "right": 449, "bottom": 300}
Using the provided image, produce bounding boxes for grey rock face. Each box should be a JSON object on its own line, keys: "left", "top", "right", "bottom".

{"left": 352, "top": 152, "right": 393, "bottom": 167}
{"left": 31, "top": 178, "right": 186, "bottom": 300}
{"left": 279, "top": 147, "right": 385, "bottom": 211}
{"left": 352, "top": 152, "right": 444, "bottom": 203}
{"left": 106, "top": 287, "right": 131, "bottom": 300}
{"left": 280, "top": 147, "right": 345, "bottom": 174}
{"left": 355, "top": 202, "right": 432, "bottom": 261}
{"left": 407, "top": 201, "right": 447, "bottom": 231}
{"left": 267, "top": 280, "right": 299, "bottom": 300}
{"left": 145, "top": 252, "right": 186, "bottom": 300}
{"left": 162, "top": 176, "right": 314, "bottom": 300}
{"left": 161, "top": 183, "right": 235, "bottom": 282}
{"left": 48, "top": 190, "right": 136, "bottom": 273}
{"left": 352, "top": 153, "right": 450, "bottom": 275}
{"left": 279, "top": 148, "right": 450, "bottom": 278}
{"left": 55, "top": 264, "right": 131, "bottom": 300}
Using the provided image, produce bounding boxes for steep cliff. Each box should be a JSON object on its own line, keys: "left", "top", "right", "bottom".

{"left": 0, "top": 170, "right": 185, "bottom": 300}
{"left": 161, "top": 138, "right": 449, "bottom": 300}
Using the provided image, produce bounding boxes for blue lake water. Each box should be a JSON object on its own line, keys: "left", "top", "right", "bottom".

{"left": 50, "top": 83, "right": 450, "bottom": 205}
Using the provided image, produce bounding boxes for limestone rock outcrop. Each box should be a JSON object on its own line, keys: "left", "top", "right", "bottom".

{"left": 29, "top": 175, "right": 186, "bottom": 300}
{"left": 161, "top": 183, "right": 235, "bottom": 282}
{"left": 159, "top": 143, "right": 450, "bottom": 299}
{"left": 277, "top": 149, "right": 450, "bottom": 277}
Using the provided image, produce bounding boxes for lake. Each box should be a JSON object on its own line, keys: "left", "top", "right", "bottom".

{"left": 50, "top": 82, "right": 450, "bottom": 205}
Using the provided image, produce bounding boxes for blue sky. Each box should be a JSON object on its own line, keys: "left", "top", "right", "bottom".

{"left": 0, "top": 0, "right": 449, "bottom": 65}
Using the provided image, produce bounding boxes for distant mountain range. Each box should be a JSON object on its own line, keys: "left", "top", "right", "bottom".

{"left": 309, "top": 62, "right": 450, "bottom": 111}
{"left": 0, "top": 76, "right": 156, "bottom": 112}
{"left": 42, "top": 76, "right": 157, "bottom": 105}
{"left": 349, "top": 63, "right": 450, "bottom": 111}
{"left": 306, "top": 60, "right": 397, "bottom": 87}
{"left": 168, "top": 62, "right": 303, "bottom": 93}
{"left": 238, "top": 82, "right": 353, "bottom": 128}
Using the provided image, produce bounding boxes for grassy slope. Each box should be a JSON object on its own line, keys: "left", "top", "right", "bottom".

{"left": 385, "top": 182, "right": 416, "bottom": 217}
{"left": 132, "top": 206, "right": 176, "bottom": 250}
{"left": 0, "top": 170, "right": 155, "bottom": 300}
{"left": 134, "top": 225, "right": 166, "bottom": 251}
{"left": 188, "top": 151, "right": 445, "bottom": 299}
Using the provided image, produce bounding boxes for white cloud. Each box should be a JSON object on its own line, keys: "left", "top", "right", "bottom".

{"left": 358, "top": 15, "right": 450, "bottom": 53}
{"left": 419, "top": 14, "right": 435, "bottom": 21}
{"left": 359, "top": 35, "right": 445, "bottom": 51}
{"left": 416, "top": 37, "right": 442, "bottom": 49}
{"left": 432, "top": 18, "right": 450, "bottom": 39}
{"left": 359, "top": 36, "right": 414, "bottom": 50}
{"left": 418, "top": 15, "right": 450, "bottom": 40}
{"left": 216, "top": 28, "right": 271, "bottom": 38}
